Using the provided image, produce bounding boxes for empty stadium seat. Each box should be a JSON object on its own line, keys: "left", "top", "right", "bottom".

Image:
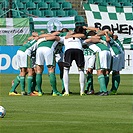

{"left": 38, "top": 2, "right": 49, "bottom": 10}
{"left": 56, "top": 10, "right": 66, "bottom": 17}
{"left": 12, "top": 11, "right": 22, "bottom": 18}
{"left": 118, "top": 0, "right": 130, "bottom": 4}
{"left": 14, "top": 2, "right": 25, "bottom": 10}
{"left": 106, "top": 0, "right": 117, "bottom": 5}
{"left": 67, "top": 9, "right": 78, "bottom": 16}
{"left": 44, "top": 0, "right": 54, "bottom": 4}
{"left": 26, "top": 2, "right": 36, "bottom": 10}
{"left": 62, "top": 2, "right": 72, "bottom": 10}
{"left": 32, "top": 0, "right": 42, "bottom": 4}
{"left": 110, "top": 2, "right": 121, "bottom": 6}
{"left": 87, "top": 0, "right": 94, "bottom": 4}
{"left": 20, "top": 0, "right": 29, "bottom": 3}
{"left": 31, "top": 10, "right": 42, "bottom": 17}
{"left": 123, "top": 2, "right": 132, "bottom": 6}
{"left": 49, "top": 2, "right": 60, "bottom": 10}
{"left": 75, "top": 15, "right": 85, "bottom": 23}
{"left": 93, "top": 0, "right": 103, "bottom": 4}
{"left": 42, "top": 10, "right": 54, "bottom": 17}
{"left": 1, "top": 1, "right": 9, "bottom": 10}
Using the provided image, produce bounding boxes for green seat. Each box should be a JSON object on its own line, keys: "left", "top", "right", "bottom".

{"left": 56, "top": 0, "right": 65, "bottom": 8}
{"left": 0, "top": 0, "right": 4, "bottom": 4}
{"left": 93, "top": 0, "right": 103, "bottom": 4}
{"left": 110, "top": 2, "right": 121, "bottom": 6}
{"left": 62, "top": 2, "right": 72, "bottom": 10}
{"left": 75, "top": 15, "right": 85, "bottom": 23}
{"left": 56, "top": 0, "right": 65, "bottom": 4}
{"left": 14, "top": 2, "right": 25, "bottom": 10}
{"left": 50, "top": 2, "right": 60, "bottom": 10}
{"left": 123, "top": 2, "right": 132, "bottom": 6}
{"left": 20, "top": 0, "right": 29, "bottom": 4}
{"left": 26, "top": 2, "right": 36, "bottom": 10}
{"left": 118, "top": 0, "right": 130, "bottom": 4}
{"left": 56, "top": 10, "right": 66, "bottom": 17}
{"left": 32, "top": 10, "right": 42, "bottom": 17}
{"left": 2, "top": 1, "right": 9, "bottom": 10}
{"left": 43, "top": 10, "right": 54, "bottom": 17}
{"left": 99, "top": 2, "right": 108, "bottom": 6}
{"left": 12, "top": 11, "right": 22, "bottom": 18}
{"left": 32, "top": 0, "right": 42, "bottom": 4}
{"left": 38, "top": 2, "right": 49, "bottom": 10}
{"left": 106, "top": 0, "right": 117, "bottom": 5}
{"left": 44, "top": 0, "right": 54, "bottom": 4}
{"left": 87, "top": 0, "right": 94, "bottom": 4}
{"left": 67, "top": 9, "right": 78, "bottom": 17}
{"left": 75, "top": 15, "right": 86, "bottom": 26}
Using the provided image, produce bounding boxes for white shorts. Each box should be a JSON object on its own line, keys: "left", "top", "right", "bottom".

{"left": 95, "top": 50, "right": 111, "bottom": 70}
{"left": 84, "top": 54, "right": 95, "bottom": 70}
{"left": 36, "top": 47, "right": 54, "bottom": 66}
{"left": 16, "top": 50, "right": 28, "bottom": 68}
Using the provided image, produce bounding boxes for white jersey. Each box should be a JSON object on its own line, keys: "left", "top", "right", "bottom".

{"left": 64, "top": 37, "right": 83, "bottom": 51}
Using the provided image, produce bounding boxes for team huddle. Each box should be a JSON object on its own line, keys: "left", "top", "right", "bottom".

{"left": 9, "top": 26, "right": 125, "bottom": 96}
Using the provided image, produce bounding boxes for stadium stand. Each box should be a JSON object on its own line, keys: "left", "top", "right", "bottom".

{"left": 1, "top": 0, "right": 132, "bottom": 28}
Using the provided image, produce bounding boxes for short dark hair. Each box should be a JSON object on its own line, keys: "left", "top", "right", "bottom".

{"left": 87, "top": 31, "right": 96, "bottom": 36}
{"left": 74, "top": 26, "right": 86, "bottom": 34}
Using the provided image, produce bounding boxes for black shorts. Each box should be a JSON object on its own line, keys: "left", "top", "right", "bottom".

{"left": 64, "top": 49, "right": 85, "bottom": 68}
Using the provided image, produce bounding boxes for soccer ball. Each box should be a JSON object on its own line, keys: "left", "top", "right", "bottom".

{"left": 0, "top": 106, "right": 6, "bottom": 118}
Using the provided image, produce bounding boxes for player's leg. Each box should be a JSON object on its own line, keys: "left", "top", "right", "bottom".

{"left": 110, "top": 71, "right": 120, "bottom": 95}
{"left": 19, "top": 67, "right": 27, "bottom": 95}
{"left": 9, "top": 75, "right": 21, "bottom": 96}
{"left": 84, "top": 54, "right": 95, "bottom": 94}
{"left": 63, "top": 67, "right": 70, "bottom": 95}
{"left": 79, "top": 67, "right": 85, "bottom": 96}
{"left": 36, "top": 65, "right": 43, "bottom": 96}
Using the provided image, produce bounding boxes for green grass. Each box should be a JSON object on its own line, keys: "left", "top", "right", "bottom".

{"left": 0, "top": 74, "right": 133, "bottom": 133}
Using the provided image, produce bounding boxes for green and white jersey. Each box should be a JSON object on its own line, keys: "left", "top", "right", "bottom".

{"left": 18, "top": 39, "right": 38, "bottom": 56}
{"left": 108, "top": 38, "right": 122, "bottom": 55}
{"left": 83, "top": 47, "right": 95, "bottom": 56}
{"left": 115, "top": 39, "right": 124, "bottom": 52}
{"left": 83, "top": 35, "right": 110, "bottom": 52}
{"left": 38, "top": 40, "right": 58, "bottom": 51}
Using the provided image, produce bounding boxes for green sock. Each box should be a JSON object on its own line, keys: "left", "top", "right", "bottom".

{"left": 36, "top": 73, "right": 42, "bottom": 93}
{"left": 20, "top": 76, "right": 25, "bottom": 92}
{"left": 31, "top": 75, "right": 37, "bottom": 92}
{"left": 10, "top": 76, "right": 20, "bottom": 92}
{"left": 98, "top": 74, "right": 107, "bottom": 92}
{"left": 85, "top": 74, "right": 93, "bottom": 91}
{"left": 111, "top": 74, "right": 120, "bottom": 91}
{"left": 90, "top": 75, "right": 94, "bottom": 91}
{"left": 61, "top": 78, "right": 65, "bottom": 91}
{"left": 105, "top": 74, "right": 109, "bottom": 88}
{"left": 49, "top": 72, "right": 57, "bottom": 93}
{"left": 27, "top": 76, "right": 33, "bottom": 94}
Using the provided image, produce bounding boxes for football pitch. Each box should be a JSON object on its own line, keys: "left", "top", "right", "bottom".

{"left": 0, "top": 74, "right": 133, "bottom": 133}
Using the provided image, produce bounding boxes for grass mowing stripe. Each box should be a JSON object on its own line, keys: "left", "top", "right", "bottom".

{"left": 0, "top": 74, "right": 132, "bottom": 133}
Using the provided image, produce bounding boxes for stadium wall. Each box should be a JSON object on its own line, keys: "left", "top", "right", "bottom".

{"left": 0, "top": 46, "right": 133, "bottom": 74}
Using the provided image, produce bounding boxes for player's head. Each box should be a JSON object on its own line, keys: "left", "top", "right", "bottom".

{"left": 60, "top": 28, "right": 69, "bottom": 32}
{"left": 74, "top": 26, "right": 86, "bottom": 34}
{"left": 87, "top": 31, "right": 97, "bottom": 36}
